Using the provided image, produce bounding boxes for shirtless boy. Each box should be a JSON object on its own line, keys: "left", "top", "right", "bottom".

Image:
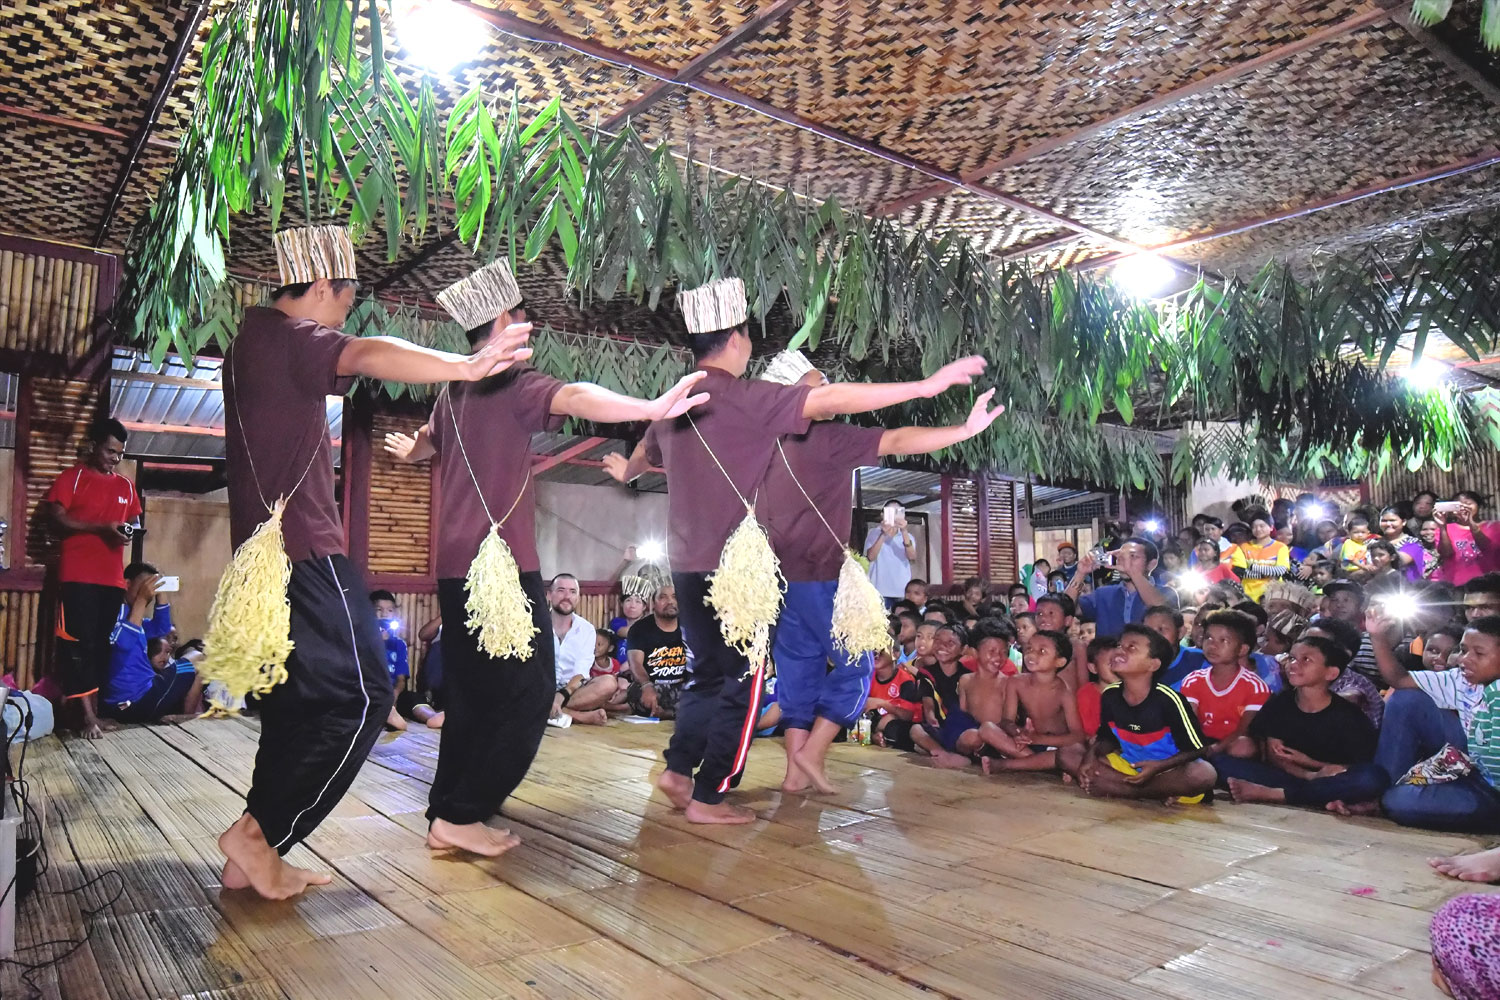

{"left": 912, "top": 621, "right": 1011, "bottom": 768}
{"left": 982, "top": 629, "right": 1087, "bottom": 773}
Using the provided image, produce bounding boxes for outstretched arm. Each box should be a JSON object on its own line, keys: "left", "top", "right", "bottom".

{"left": 879, "top": 390, "right": 1004, "bottom": 456}
{"left": 551, "top": 371, "right": 709, "bottom": 424}
{"left": 803, "top": 356, "right": 986, "bottom": 420}
{"left": 604, "top": 440, "right": 651, "bottom": 484}
{"left": 384, "top": 423, "right": 437, "bottom": 464}
{"left": 338, "top": 321, "right": 533, "bottom": 383}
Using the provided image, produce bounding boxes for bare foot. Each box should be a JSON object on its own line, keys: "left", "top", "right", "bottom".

{"left": 981, "top": 756, "right": 992, "bottom": 776}
{"left": 931, "top": 749, "right": 971, "bottom": 770}
{"left": 386, "top": 707, "right": 408, "bottom": 731}
{"left": 1227, "top": 778, "right": 1284, "bottom": 804}
{"left": 1429, "top": 846, "right": 1500, "bottom": 883}
{"left": 82, "top": 722, "right": 104, "bottom": 740}
{"left": 565, "top": 707, "right": 608, "bottom": 726}
{"left": 780, "top": 775, "right": 811, "bottom": 793}
{"left": 1325, "top": 799, "right": 1381, "bottom": 817}
{"left": 657, "top": 770, "right": 693, "bottom": 810}
{"left": 684, "top": 800, "right": 757, "bottom": 825}
{"left": 790, "top": 748, "right": 837, "bottom": 795}
{"left": 221, "top": 859, "right": 251, "bottom": 890}
{"left": 218, "top": 814, "right": 332, "bottom": 900}
{"left": 425, "top": 711, "right": 445, "bottom": 729}
{"left": 427, "top": 819, "right": 520, "bottom": 857}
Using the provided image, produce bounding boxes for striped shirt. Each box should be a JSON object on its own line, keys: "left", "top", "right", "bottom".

{"left": 1470, "top": 683, "right": 1500, "bottom": 788}
{"left": 1411, "top": 668, "right": 1486, "bottom": 733}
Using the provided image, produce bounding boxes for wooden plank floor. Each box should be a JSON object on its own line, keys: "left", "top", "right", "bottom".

{"left": 9, "top": 717, "right": 1499, "bottom": 999}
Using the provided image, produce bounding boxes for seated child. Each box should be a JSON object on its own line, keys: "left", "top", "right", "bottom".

{"left": 865, "top": 648, "right": 923, "bottom": 750}
{"left": 911, "top": 620, "right": 939, "bottom": 675}
{"left": 1301, "top": 619, "right": 1384, "bottom": 728}
{"left": 1076, "top": 636, "right": 1119, "bottom": 735}
{"left": 892, "top": 610, "right": 922, "bottom": 668}
{"left": 909, "top": 622, "right": 984, "bottom": 768}
{"left": 591, "top": 627, "right": 626, "bottom": 677}
{"left": 101, "top": 571, "right": 203, "bottom": 724}
{"left": 1178, "top": 610, "right": 1268, "bottom": 758}
{"left": 372, "top": 591, "right": 411, "bottom": 731}
{"left": 981, "top": 629, "right": 1087, "bottom": 773}
{"left": 1058, "top": 624, "right": 1217, "bottom": 802}
{"left": 1013, "top": 611, "right": 1038, "bottom": 648}
{"left": 1212, "top": 635, "right": 1386, "bottom": 810}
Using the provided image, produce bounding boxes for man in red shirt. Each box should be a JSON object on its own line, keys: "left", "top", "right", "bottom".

{"left": 44, "top": 416, "right": 140, "bottom": 739}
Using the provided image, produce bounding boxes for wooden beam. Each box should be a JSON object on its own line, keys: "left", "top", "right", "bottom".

{"left": 1392, "top": 8, "right": 1500, "bottom": 106}
{"left": 110, "top": 369, "right": 221, "bottom": 392}
{"left": 0, "top": 102, "right": 176, "bottom": 151}
{"left": 447, "top": 0, "right": 1141, "bottom": 250}
{"left": 875, "top": 6, "right": 1397, "bottom": 217}
{"left": 1076, "top": 147, "right": 1500, "bottom": 271}
{"left": 530, "top": 436, "right": 608, "bottom": 475}
{"left": 602, "top": 0, "right": 808, "bottom": 130}
{"left": 95, "top": 1, "right": 209, "bottom": 247}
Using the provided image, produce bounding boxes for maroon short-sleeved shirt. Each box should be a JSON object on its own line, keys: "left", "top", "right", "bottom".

{"left": 428, "top": 366, "right": 564, "bottom": 578}
{"left": 764, "top": 422, "right": 884, "bottom": 581}
{"left": 224, "top": 307, "right": 355, "bottom": 563}
{"left": 644, "top": 367, "right": 812, "bottom": 574}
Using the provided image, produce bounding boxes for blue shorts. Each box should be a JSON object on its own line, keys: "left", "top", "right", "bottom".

{"left": 772, "top": 580, "right": 876, "bottom": 731}
{"left": 934, "top": 708, "right": 979, "bottom": 754}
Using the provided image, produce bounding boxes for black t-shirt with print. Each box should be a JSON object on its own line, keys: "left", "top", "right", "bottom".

{"left": 626, "top": 617, "right": 689, "bottom": 692}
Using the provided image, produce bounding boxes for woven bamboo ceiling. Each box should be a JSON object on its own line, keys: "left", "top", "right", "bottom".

{"left": 2, "top": 0, "right": 1498, "bottom": 339}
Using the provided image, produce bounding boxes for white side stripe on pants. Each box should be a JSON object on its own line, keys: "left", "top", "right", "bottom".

{"left": 272, "top": 557, "right": 372, "bottom": 851}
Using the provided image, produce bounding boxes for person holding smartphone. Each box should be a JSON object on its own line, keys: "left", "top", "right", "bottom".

{"left": 867, "top": 501, "right": 917, "bottom": 608}
{"left": 43, "top": 416, "right": 142, "bottom": 740}
{"left": 101, "top": 563, "right": 203, "bottom": 724}
{"left": 1434, "top": 491, "right": 1500, "bottom": 586}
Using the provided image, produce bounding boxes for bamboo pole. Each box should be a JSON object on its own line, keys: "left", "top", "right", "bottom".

{"left": 68, "top": 261, "right": 86, "bottom": 354}
{"left": 16, "top": 254, "right": 35, "bottom": 350}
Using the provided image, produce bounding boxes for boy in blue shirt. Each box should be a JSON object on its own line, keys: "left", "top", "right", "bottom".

{"left": 371, "top": 590, "right": 411, "bottom": 731}
{"left": 102, "top": 570, "right": 202, "bottom": 723}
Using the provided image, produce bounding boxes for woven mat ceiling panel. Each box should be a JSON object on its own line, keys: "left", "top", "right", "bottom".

{"left": 0, "top": 0, "right": 189, "bottom": 134}
{"left": 699, "top": 0, "right": 1374, "bottom": 177}
{"left": 0, "top": 119, "right": 121, "bottom": 245}
{"left": 895, "top": 193, "right": 1069, "bottom": 255}
{"left": 983, "top": 22, "right": 1500, "bottom": 247}
{"left": 629, "top": 90, "right": 930, "bottom": 211}
{"left": 1177, "top": 162, "right": 1500, "bottom": 275}
{"left": 468, "top": 0, "right": 765, "bottom": 70}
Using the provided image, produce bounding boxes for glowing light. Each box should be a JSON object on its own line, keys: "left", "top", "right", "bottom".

{"left": 1301, "top": 501, "right": 1328, "bottom": 521}
{"left": 1379, "top": 593, "right": 1420, "bottom": 620}
{"left": 636, "top": 540, "right": 666, "bottom": 563}
{"left": 1178, "top": 570, "right": 1209, "bottom": 592}
{"left": 1404, "top": 357, "right": 1447, "bottom": 392}
{"left": 1141, "top": 519, "right": 1163, "bottom": 534}
{"left": 393, "top": 0, "right": 489, "bottom": 73}
{"left": 1111, "top": 253, "right": 1176, "bottom": 299}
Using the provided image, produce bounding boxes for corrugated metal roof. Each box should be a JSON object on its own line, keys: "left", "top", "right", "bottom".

{"left": 109, "top": 350, "right": 342, "bottom": 462}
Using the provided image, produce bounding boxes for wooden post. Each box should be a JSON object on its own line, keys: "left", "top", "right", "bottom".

{"left": 975, "top": 476, "right": 992, "bottom": 585}
{"left": 940, "top": 475, "right": 953, "bottom": 586}
{"left": 8, "top": 377, "right": 31, "bottom": 575}
{"left": 342, "top": 391, "right": 373, "bottom": 574}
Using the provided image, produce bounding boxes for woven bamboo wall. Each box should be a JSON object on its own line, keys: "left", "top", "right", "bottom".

{"left": 0, "top": 249, "right": 101, "bottom": 358}
{"left": 1370, "top": 452, "right": 1500, "bottom": 511}
{"left": 24, "top": 377, "right": 104, "bottom": 567}
{"left": 368, "top": 412, "right": 432, "bottom": 577}
{"left": 0, "top": 589, "right": 43, "bottom": 689}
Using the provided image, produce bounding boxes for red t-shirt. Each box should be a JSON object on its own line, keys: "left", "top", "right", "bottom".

{"left": 590, "top": 656, "right": 625, "bottom": 678}
{"left": 44, "top": 464, "right": 141, "bottom": 587}
{"left": 1076, "top": 683, "right": 1102, "bottom": 736}
{"left": 1178, "top": 666, "right": 1270, "bottom": 741}
{"left": 867, "top": 667, "right": 921, "bottom": 717}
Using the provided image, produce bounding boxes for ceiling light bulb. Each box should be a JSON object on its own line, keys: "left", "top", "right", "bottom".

{"left": 1111, "top": 253, "right": 1176, "bottom": 299}
{"left": 392, "top": 0, "right": 488, "bottom": 73}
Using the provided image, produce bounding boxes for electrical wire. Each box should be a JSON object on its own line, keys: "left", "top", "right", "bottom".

{"left": 0, "top": 694, "right": 125, "bottom": 999}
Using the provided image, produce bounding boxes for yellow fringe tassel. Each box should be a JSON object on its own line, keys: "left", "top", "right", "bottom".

{"left": 465, "top": 523, "right": 538, "bottom": 660}
{"left": 832, "top": 550, "right": 891, "bottom": 660}
{"left": 705, "top": 508, "right": 785, "bottom": 669}
{"left": 202, "top": 501, "right": 294, "bottom": 713}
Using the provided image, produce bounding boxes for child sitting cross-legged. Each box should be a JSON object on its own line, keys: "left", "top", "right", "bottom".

{"left": 1212, "top": 635, "right": 1388, "bottom": 810}
{"left": 1058, "top": 625, "right": 1218, "bottom": 802}
{"left": 980, "top": 629, "right": 1087, "bottom": 774}
{"left": 1074, "top": 636, "right": 1119, "bottom": 736}
{"left": 909, "top": 622, "right": 975, "bottom": 768}
{"left": 910, "top": 620, "right": 1012, "bottom": 768}
{"left": 1178, "top": 610, "right": 1269, "bottom": 759}
{"left": 864, "top": 648, "right": 923, "bottom": 751}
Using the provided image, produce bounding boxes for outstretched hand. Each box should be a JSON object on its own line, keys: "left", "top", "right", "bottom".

{"left": 963, "top": 389, "right": 1005, "bottom": 437}
{"left": 384, "top": 431, "right": 418, "bottom": 462}
{"left": 922, "top": 356, "right": 987, "bottom": 397}
{"left": 458, "top": 321, "right": 534, "bottom": 380}
{"left": 648, "top": 370, "right": 711, "bottom": 420}
{"left": 602, "top": 452, "right": 631, "bottom": 484}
